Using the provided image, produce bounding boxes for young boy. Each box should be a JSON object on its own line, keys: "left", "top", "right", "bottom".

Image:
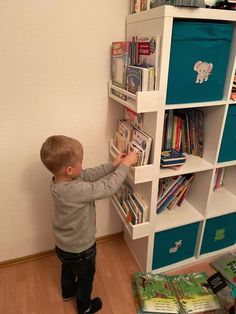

{"left": 40, "top": 135, "right": 138, "bottom": 314}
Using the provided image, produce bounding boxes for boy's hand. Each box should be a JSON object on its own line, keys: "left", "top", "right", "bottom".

{"left": 122, "top": 151, "right": 138, "bottom": 167}
{"left": 112, "top": 153, "right": 127, "bottom": 167}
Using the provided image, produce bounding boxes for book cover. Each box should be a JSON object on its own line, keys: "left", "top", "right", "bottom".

{"left": 127, "top": 66, "right": 142, "bottom": 103}
{"left": 124, "top": 107, "right": 143, "bottom": 130}
{"left": 111, "top": 41, "right": 130, "bottom": 100}
{"left": 131, "top": 128, "right": 152, "bottom": 165}
{"left": 136, "top": 35, "right": 160, "bottom": 89}
{"left": 134, "top": 272, "right": 221, "bottom": 313}
{"left": 211, "top": 252, "right": 236, "bottom": 287}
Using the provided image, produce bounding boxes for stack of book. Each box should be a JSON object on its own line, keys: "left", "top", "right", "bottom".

{"left": 162, "top": 109, "right": 204, "bottom": 158}
{"left": 114, "top": 184, "right": 148, "bottom": 224}
{"left": 213, "top": 167, "right": 226, "bottom": 190}
{"left": 133, "top": 271, "right": 221, "bottom": 313}
{"left": 111, "top": 35, "right": 160, "bottom": 100}
{"left": 231, "top": 72, "right": 236, "bottom": 101}
{"left": 160, "top": 148, "right": 186, "bottom": 168}
{"left": 156, "top": 174, "right": 194, "bottom": 214}
{"left": 114, "top": 118, "right": 152, "bottom": 166}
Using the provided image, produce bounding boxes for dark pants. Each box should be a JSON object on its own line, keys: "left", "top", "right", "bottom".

{"left": 55, "top": 243, "right": 96, "bottom": 312}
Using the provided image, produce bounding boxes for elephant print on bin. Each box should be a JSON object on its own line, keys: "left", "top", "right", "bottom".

{"left": 194, "top": 61, "right": 213, "bottom": 83}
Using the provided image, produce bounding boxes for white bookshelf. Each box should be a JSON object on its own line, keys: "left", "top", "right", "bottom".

{"left": 109, "top": 6, "right": 236, "bottom": 272}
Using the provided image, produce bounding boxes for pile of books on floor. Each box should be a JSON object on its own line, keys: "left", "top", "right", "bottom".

{"left": 156, "top": 174, "right": 194, "bottom": 214}
{"left": 114, "top": 183, "right": 148, "bottom": 224}
{"left": 132, "top": 271, "right": 221, "bottom": 313}
{"left": 114, "top": 114, "right": 152, "bottom": 166}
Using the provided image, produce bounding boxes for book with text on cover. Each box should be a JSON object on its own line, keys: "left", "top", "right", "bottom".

{"left": 111, "top": 41, "right": 130, "bottom": 100}
{"left": 211, "top": 252, "right": 236, "bottom": 287}
{"left": 134, "top": 272, "right": 221, "bottom": 313}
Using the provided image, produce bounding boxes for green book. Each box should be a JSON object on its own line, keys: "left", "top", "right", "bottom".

{"left": 134, "top": 271, "right": 221, "bottom": 313}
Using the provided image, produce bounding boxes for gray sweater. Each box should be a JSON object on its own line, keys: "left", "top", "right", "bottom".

{"left": 51, "top": 162, "right": 129, "bottom": 253}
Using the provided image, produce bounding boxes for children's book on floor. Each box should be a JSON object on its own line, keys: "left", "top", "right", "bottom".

{"left": 134, "top": 271, "right": 221, "bottom": 313}
{"left": 211, "top": 252, "right": 236, "bottom": 287}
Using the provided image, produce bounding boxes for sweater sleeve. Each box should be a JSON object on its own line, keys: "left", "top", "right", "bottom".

{"left": 61, "top": 164, "right": 129, "bottom": 205}
{"left": 80, "top": 162, "right": 115, "bottom": 182}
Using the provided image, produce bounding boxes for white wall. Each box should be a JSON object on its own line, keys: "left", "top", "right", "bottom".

{"left": 0, "top": 1, "right": 128, "bottom": 261}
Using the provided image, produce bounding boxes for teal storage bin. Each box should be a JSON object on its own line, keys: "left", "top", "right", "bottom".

{"left": 166, "top": 20, "right": 233, "bottom": 104}
{"left": 200, "top": 213, "right": 236, "bottom": 255}
{"left": 218, "top": 104, "right": 236, "bottom": 162}
{"left": 152, "top": 222, "right": 199, "bottom": 270}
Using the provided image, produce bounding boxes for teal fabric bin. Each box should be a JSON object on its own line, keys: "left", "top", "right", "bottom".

{"left": 200, "top": 213, "right": 236, "bottom": 255}
{"left": 218, "top": 104, "right": 236, "bottom": 162}
{"left": 152, "top": 222, "right": 199, "bottom": 270}
{"left": 166, "top": 20, "right": 233, "bottom": 104}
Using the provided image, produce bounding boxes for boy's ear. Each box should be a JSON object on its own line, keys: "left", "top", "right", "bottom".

{"left": 65, "top": 166, "right": 73, "bottom": 176}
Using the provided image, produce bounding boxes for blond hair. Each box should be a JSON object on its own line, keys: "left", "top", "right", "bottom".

{"left": 40, "top": 135, "right": 83, "bottom": 175}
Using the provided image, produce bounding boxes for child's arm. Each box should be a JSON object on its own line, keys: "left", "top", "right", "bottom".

{"left": 80, "top": 153, "right": 128, "bottom": 182}
{"left": 66, "top": 152, "right": 138, "bottom": 203}
{"left": 80, "top": 163, "right": 115, "bottom": 182}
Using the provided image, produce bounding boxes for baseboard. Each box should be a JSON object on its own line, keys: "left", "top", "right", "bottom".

{"left": 0, "top": 232, "right": 123, "bottom": 269}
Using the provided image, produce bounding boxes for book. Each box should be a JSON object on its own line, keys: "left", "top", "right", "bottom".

{"left": 131, "top": 128, "right": 152, "bottom": 165}
{"left": 134, "top": 271, "right": 221, "bottom": 313}
{"left": 115, "top": 185, "right": 148, "bottom": 224}
{"left": 207, "top": 272, "right": 235, "bottom": 313}
{"left": 136, "top": 35, "right": 160, "bottom": 89}
{"left": 124, "top": 107, "right": 143, "bottom": 130}
{"left": 111, "top": 41, "right": 130, "bottom": 100}
{"left": 211, "top": 252, "right": 236, "bottom": 287}
{"left": 127, "top": 66, "right": 142, "bottom": 103}
{"left": 118, "top": 119, "right": 133, "bottom": 153}
{"left": 131, "top": 0, "right": 150, "bottom": 13}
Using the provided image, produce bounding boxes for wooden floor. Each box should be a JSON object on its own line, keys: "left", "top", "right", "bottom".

{"left": 0, "top": 236, "right": 222, "bottom": 314}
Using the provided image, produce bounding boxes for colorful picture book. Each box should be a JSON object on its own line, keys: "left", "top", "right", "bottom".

{"left": 114, "top": 118, "right": 152, "bottom": 166}
{"left": 211, "top": 252, "right": 236, "bottom": 287}
{"left": 134, "top": 271, "right": 221, "bottom": 313}
{"left": 127, "top": 65, "right": 155, "bottom": 104}
{"left": 111, "top": 41, "right": 130, "bottom": 100}
{"left": 124, "top": 107, "right": 143, "bottom": 130}
{"left": 136, "top": 35, "right": 160, "bottom": 89}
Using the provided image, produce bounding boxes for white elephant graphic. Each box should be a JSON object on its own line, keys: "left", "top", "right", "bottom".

{"left": 194, "top": 61, "right": 213, "bottom": 84}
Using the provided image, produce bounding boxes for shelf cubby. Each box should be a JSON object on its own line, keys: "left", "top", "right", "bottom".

{"left": 207, "top": 165, "right": 236, "bottom": 218}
